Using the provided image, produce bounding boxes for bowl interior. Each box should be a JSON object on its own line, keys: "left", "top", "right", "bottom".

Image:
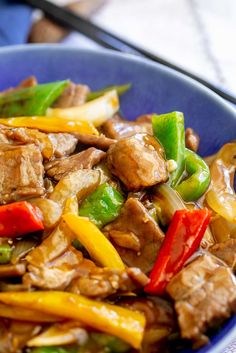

{"left": 0, "top": 44, "right": 235, "bottom": 353}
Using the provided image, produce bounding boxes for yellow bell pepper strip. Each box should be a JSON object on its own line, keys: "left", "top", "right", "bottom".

{"left": 87, "top": 83, "right": 131, "bottom": 101}
{"left": 47, "top": 90, "right": 119, "bottom": 127}
{"left": 0, "top": 291, "right": 146, "bottom": 349}
{"left": 0, "top": 81, "right": 69, "bottom": 117}
{"left": 0, "top": 116, "right": 98, "bottom": 134}
{"left": 0, "top": 302, "right": 61, "bottom": 322}
{"left": 63, "top": 214, "right": 125, "bottom": 270}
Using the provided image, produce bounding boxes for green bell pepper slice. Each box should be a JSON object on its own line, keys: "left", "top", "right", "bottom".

{"left": 79, "top": 183, "right": 124, "bottom": 228}
{"left": 87, "top": 83, "right": 131, "bottom": 101}
{"left": 152, "top": 112, "right": 185, "bottom": 187}
{"left": 175, "top": 148, "right": 210, "bottom": 202}
{"left": 0, "top": 244, "right": 12, "bottom": 264}
{"left": 91, "top": 333, "right": 130, "bottom": 353}
{"left": 0, "top": 80, "right": 69, "bottom": 117}
{"left": 30, "top": 346, "right": 77, "bottom": 353}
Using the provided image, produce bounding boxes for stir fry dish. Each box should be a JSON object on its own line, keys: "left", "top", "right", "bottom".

{"left": 0, "top": 77, "right": 235, "bottom": 353}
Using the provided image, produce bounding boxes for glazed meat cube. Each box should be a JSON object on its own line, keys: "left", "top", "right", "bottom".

{"left": 0, "top": 144, "right": 45, "bottom": 204}
{"left": 104, "top": 198, "right": 164, "bottom": 273}
{"left": 166, "top": 254, "right": 236, "bottom": 347}
{"left": 45, "top": 147, "right": 106, "bottom": 181}
{"left": 107, "top": 133, "right": 168, "bottom": 191}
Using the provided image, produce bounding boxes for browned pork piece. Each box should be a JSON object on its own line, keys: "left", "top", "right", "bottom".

{"left": 45, "top": 147, "right": 106, "bottom": 181}
{"left": 102, "top": 114, "right": 152, "bottom": 139}
{"left": 185, "top": 127, "right": 200, "bottom": 152}
{"left": 0, "top": 76, "right": 37, "bottom": 96}
{"left": 48, "top": 133, "right": 78, "bottom": 157}
{"left": 68, "top": 261, "right": 148, "bottom": 299}
{"left": 118, "top": 296, "right": 175, "bottom": 353}
{"left": 209, "top": 239, "right": 236, "bottom": 271}
{"left": 0, "top": 144, "right": 45, "bottom": 204}
{"left": 107, "top": 133, "right": 168, "bottom": 191}
{"left": 166, "top": 254, "right": 236, "bottom": 347}
{"left": 53, "top": 82, "right": 90, "bottom": 108}
{"left": 0, "top": 126, "right": 78, "bottom": 160}
{"left": 24, "top": 220, "right": 149, "bottom": 295}
{"left": 73, "top": 133, "right": 116, "bottom": 151}
{"left": 24, "top": 246, "right": 84, "bottom": 290}
{"left": 104, "top": 198, "right": 164, "bottom": 273}
{"left": 0, "top": 320, "right": 41, "bottom": 353}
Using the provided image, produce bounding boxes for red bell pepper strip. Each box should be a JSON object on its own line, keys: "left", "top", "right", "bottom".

{"left": 0, "top": 201, "right": 44, "bottom": 238}
{"left": 145, "top": 209, "right": 211, "bottom": 295}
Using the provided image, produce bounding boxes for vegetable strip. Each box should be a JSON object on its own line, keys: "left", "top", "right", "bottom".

{"left": 0, "top": 291, "right": 145, "bottom": 349}
{"left": 145, "top": 209, "right": 211, "bottom": 295}
{"left": 63, "top": 214, "right": 125, "bottom": 270}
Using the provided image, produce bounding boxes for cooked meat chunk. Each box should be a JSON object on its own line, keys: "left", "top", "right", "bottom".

{"left": 166, "top": 254, "right": 236, "bottom": 347}
{"left": 68, "top": 260, "right": 148, "bottom": 299}
{"left": 209, "top": 239, "right": 236, "bottom": 271}
{"left": 45, "top": 148, "right": 106, "bottom": 181}
{"left": 102, "top": 114, "right": 152, "bottom": 139}
{"left": 0, "top": 129, "right": 10, "bottom": 144}
{"left": 185, "top": 127, "right": 200, "bottom": 152}
{"left": 49, "top": 169, "right": 101, "bottom": 207}
{"left": 0, "top": 127, "right": 78, "bottom": 160}
{"left": 48, "top": 133, "right": 78, "bottom": 158}
{"left": 104, "top": 198, "right": 164, "bottom": 273}
{"left": 3, "top": 127, "right": 54, "bottom": 160}
{"left": 24, "top": 246, "right": 83, "bottom": 290}
{"left": 0, "top": 76, "right": 37, "bottom": 95}
{"left": 107, "top": 133, "right": 168, "bottom": 191}
{"left": 0, "top": 144, "right": 45, "bottom": 204}
{"left": 73, "top": 133, "right": 116, "bottom": 151}
{"left": 53, "top": 82, "right": 90, "bottom": 108}
{"left": 0, "top": 321, "right": 41, "bottom": 353}
{"left": 118, "top": 296, "right": 175, "bottom": 353}
{"left": 0, "top": 263, "right": 26, "bottom": 278}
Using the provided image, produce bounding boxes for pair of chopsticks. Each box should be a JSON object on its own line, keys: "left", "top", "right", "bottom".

{"left": 22, "top": 0, "right": 236, "bottom": 105}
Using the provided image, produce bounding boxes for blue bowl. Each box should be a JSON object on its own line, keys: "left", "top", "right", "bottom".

{"left": 0, "top": 44, "right": 235, "bottom": 353}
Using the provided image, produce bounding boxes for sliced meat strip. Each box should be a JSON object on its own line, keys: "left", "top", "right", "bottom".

{"left": 107, "top": 133, "right": 168, "bottom": 191}
{"left": 185, "top": 127, "right": 200, "bottom": 152}
{"left": 67, "top": 259, "right": 149, "bottom": 299}
{"left": 24, "top": 246, "right": 84, "bottom": 290}
{"left": 73, "top": 133, "right": 116, "bottom": 151}
{"left": 117, "top": 296, "right": 175, "bottom": 353}
{"left": 0, "top": 263, "right": 26, "bottom": 278}
{"left": 0, "top": 127, "right": 78, "bottom": 160}
{"left": 45, "top": 147, "right": 106, "bottom": 181}
{"left": 53, "top": 82, "right": 90, "bottom": 108}
{"left": 3, "top": 127, "right": 54, "bottom": 160}
{"left": 48, "top": 133, "right": 78, "bottom": 158}
{"left": 102, "top": 114, "right": 152, "bottom": 139}
{"left": 0, "top": 76, "right": 37, "bottom": 95}
{"left": 166, "top": 254, "right": 236, "bottom": 347}
{"left": 0, "top": 144, "right": 45, "bottom": 204}
{"left": 209, "top": 239, "right": 236, "bottom": 271}
{"left": 104, "top": 198, "right": 164, "bottom": 273}
{"left": 24, "top": 222, "right": 148, "bottom": 295}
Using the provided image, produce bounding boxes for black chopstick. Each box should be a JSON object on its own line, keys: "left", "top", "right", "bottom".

{"left": 23, "top": 0, "right": 236, "bottom": 105}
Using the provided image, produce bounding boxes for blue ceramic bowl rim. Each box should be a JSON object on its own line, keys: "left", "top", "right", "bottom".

{"left": 0, "top": 44, "right": 235, "bottom": 353}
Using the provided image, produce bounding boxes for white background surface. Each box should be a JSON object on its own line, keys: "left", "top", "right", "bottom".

{"left": 64, "top": 0, "right": 236, "bottom": 94}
